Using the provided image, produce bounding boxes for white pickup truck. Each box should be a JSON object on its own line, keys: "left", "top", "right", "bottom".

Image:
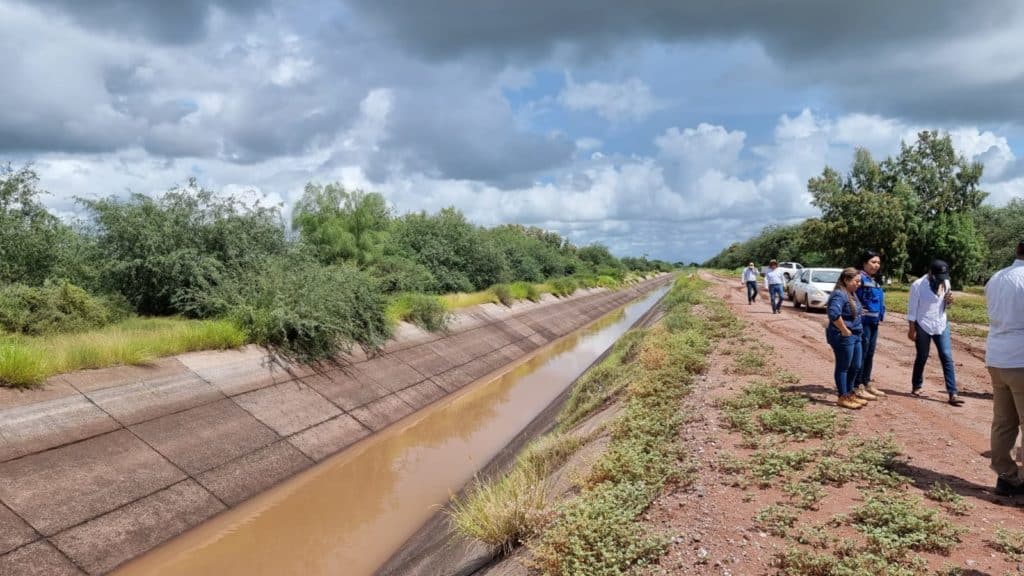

{"left": 760, "top": 261, "right": 803, "bottom": 283}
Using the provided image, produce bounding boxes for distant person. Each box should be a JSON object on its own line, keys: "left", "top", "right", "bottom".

{"left": 826, "top": 267, "right": 866, "bottom": 409}
{"left": 907, "top": 259, "right": 963, "bottom": 406}
{"left": 764, "top": 259, "right": 785, "bottom": 314}
{"left": 854, "top": 250, "right": 886, "bottom": 401}
{"left": 742, "top": 262, "right": 759, "bottom": 304}
{"left": 985, "top": 240, "right": 1024, "bottom": 496}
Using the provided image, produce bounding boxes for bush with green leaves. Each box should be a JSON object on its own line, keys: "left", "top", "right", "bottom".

{"left": 367, "top": 254, "right": 438, "bottom": 294}
{"left": 186, "top": 254, "right": 390, "bottom": 362}
{"left": 0, "top": 282, "right": 127, "bottom": 335}
{"left": 81, "top": 180, "right": 287, "bottom": 315}
{"left": 549, "top": 277, "right": 578, "bottom": 297}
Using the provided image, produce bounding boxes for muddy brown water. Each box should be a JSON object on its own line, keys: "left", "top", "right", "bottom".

{"left": 113, "top": 287, "right": 668, "bottom": 576}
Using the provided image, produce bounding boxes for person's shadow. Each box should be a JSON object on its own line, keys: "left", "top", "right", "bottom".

{"left": 895, "top": 461, "right": 1024, "bottom": 509}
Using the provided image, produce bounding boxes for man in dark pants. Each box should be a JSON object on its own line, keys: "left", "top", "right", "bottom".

{"left": 906, "top": 259, "right": 962, "bottom": 406}
{"left": 742, "top": 262, "right": 759, "bottom": 304}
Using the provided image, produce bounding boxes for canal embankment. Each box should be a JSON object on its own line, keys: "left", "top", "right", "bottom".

{"left": 0, "top": 274, "right": 671, "bottom": 576}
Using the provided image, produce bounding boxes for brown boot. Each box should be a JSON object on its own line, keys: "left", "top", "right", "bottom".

{"left": 864, "top": 384, "right": 886, "bottom": 397}
{"left": 854, "top": 387, "right": 877, "bottom": 401}
{"left": 837, "top": 395, "right": 863, "bottom": 410}
{"left": 848, "top": 393, "right": 868, "bottom": 406}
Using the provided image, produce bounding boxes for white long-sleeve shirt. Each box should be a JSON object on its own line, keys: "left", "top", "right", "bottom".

{"left": 742, "top": 268, "right": 759, "bottom": 283}
{"left": 764, "top": 268, "right": 785, "bottom": 289}
{"left": 985, "top": 259, "right": 1024, "bottom": 368}
{"left": 907, "top": 275, "right": 950, "bottom": 335}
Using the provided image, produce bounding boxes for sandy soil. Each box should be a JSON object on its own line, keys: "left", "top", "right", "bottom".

{"left": 641, "top": 272, "right": 1024, "bottom": 575}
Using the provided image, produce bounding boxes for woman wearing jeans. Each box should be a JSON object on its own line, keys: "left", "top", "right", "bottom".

{"left": 853, "top": 250, "right": 886, "bottom": 401}
{"left": 826, "top": 268, "right": 866, "bottom": 409}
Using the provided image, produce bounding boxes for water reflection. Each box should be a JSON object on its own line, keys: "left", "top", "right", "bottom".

{"left": 115, "top": 287, "right": 666, "bottom": 576}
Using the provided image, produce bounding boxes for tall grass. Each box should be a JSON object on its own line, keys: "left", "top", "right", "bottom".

{"left": 884, "top": 291, "right": 988, "bottom": 324}
{"left": 0, "top": 318, "right": 246, "bottom": 388}
{"left": 385, "top": 294, "right": 451, "bottom": 331}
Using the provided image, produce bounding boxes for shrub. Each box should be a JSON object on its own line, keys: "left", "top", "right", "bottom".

{"left": 0, "top": 282, "right": 116, "bottom": 335}
{"left": 549, "top": 277, "right": 578, "bottom": 297}
{"left": 492, "top": 283, "right": 514, "bottom": 306}
{"left": 187, "top": 254, "right": 390, "bottom": 362}
{"left": 386, "top": 293, "right": 450, "bottom": 332}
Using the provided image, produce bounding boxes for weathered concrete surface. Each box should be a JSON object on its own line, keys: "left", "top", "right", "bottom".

{"left": 0, "top": 275, "right": 671, "bottom": 574}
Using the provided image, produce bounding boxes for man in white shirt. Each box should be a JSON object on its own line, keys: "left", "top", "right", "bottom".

{"left": 906, "top": 259, "right": 962, "bottom": 406}
{"left": 764, "top": 259, "right": 786, "bottom": 314}
{"left": 986, "top": 240, "right": 1024, "bottom": 496}
{"left": 742, "top": 262, "right": 759, "bottom": 305}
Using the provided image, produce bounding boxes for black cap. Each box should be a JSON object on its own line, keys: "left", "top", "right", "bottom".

{"left": 930, "top": 259, "right": 950, "bottom": 281}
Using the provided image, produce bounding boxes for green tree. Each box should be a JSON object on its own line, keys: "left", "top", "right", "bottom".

{"left": 292, "top": 183, "right": 391, "bottom": 266}
{"left": 973, "top": 199, "right": 1024, "bottom": 280}
{"left": 81, "top": 179, "right": 286, "bottom": 315}
{"left": 0, "top": 164, "right": 88, "bottom": 286}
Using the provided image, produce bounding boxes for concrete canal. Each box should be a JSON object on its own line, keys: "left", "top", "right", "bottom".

{"left": 113, "top": 286, "right": 668, "bottom": 576}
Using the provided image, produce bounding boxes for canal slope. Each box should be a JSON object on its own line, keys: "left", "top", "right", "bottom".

{"left": 0, "top": 275, "right": 671, "bottom": 576}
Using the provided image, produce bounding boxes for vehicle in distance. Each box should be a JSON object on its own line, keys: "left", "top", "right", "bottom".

{"left": 762, "top": 261, "right": 803, "bottom": 283}
{"left": 789, "top": 267, "right": 843, "bottom": 310}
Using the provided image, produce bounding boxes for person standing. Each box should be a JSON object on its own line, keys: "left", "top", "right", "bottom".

{"left": 742, "top": 262, "right": 759, "bottom": 304}
{"left": 826, "top": 268, "right": 866, "bottom": 409}
{"left": 853, "top": 250, "right": 886, "bottom": 401}
{"left": 985, "top": 240, "right": 1024, "bottom": 496}
{"left": 764, "top": 259, "right": 785, "bottom": 314}
{"left": 907, "top": 259, "right": 963, "bottom": 406}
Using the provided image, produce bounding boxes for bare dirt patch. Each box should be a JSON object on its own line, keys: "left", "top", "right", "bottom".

{"left": 640, "top": 272, "right": 1023, "bottom": 575}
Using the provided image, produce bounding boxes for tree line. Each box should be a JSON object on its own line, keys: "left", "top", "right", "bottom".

{"left": 0, "top": 166, "right": 673, "bottom": 359}
{"left": 704, "top": 131, "right": 1024, "bottom": 287}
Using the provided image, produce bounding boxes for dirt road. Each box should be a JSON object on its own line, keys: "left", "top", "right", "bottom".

{"left": 642, "top": 271, "right": 1023, "bottom": 575}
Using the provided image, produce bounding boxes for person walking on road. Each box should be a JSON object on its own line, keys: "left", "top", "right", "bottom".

{"left": 907, "top": 259, "right": 963, "bottom": 406}
{"left": 826, "top": 268, "right": 866, "bottom": 409}
{"left": 742, "top": 262, "right": 759, "bottom": 304}
{"left": 765, "top": 259, "right": 785, "bottom": 314}
{"left": 985, "top": 240, "right": 1024, "bottom": 496}
{"left": 853, "top": 250, "right": 886, "bottom": 401}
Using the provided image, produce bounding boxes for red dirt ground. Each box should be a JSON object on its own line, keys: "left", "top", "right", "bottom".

{"left": 641, "top": 272, "right": 1024, "bottom": 575}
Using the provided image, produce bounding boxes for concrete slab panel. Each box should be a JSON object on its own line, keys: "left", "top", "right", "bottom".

{"left": 395, "top": 380, "right": 447, "bottom": 411}
{"left": 499, "top": 317, "right": 535, "bottom": 339}
{"left": 302, "top": 370, "right": 390, "bottom": 412}
{"left": 0, "top": 395, "right": 120, "bottom": 463}
{"left": 130, "top": 399, "right": 279, "bottom": 476}
{"left": 390, "top": 346, "right": 455, "bottom": 379}
{"left": 232, "top": 381, "right": 341, "bottom": 436}
{"left": 288, "top": 414, "right": 371, "bottom": 461}
{"left": 177, "top": 345, "right": 303, "bottom": 396}
{"left": 196, "top": 441, "right": 313, "bottom": 506}
{"left": 430, "top": 368, "right": 474, "bottom": 393}
{"left": 349, "top": 394, "right": 415, "bottom": 431}
{"left": 0, "top": 541, "right": 83, "bottom": 576}
{"left": 381, "top": 322, "right": 441, "bottom": 354}
{"left": 527, "top": 332, "right": 550, "bottom": 348}
{"left": 354, "top": 356, "right": 425, "bottom": 394}
{"left": 83, "top": 372, "right": 222, "bottom": 426}
{"left": 0, "top": 429, "right": 185, "bottom": 536}
{"left": 62, "top": 358, "right": 189, "bottom": 393}
{"left": 52, "top": 480, "right": 224, "bottom": 575}
{"left": 0, "top": 376, "right": 78, "bottom": 411}
{"left": 0, "top": 503, "right": 36, "bottom": 555}
{"left": 425, "top": 340, "right": 474, "bottom": 368}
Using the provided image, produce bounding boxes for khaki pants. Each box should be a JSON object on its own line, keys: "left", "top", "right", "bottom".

{"left": 989, "top": 366, "right": 1024, "bottom": 483}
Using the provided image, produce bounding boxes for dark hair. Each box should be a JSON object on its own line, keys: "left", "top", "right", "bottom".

{"left": 856, "top": 250, "right": 880, "bottom": 270}
{"left": 1017, "top": 240, "right": 1024, "bottom": 257}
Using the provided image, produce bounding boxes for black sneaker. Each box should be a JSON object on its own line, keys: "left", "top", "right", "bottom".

{"left": 948, "top": 394, "right": 964, "bottom": 406}
{"left": 994, "top": 478, "right": 1024, "bottom": 496}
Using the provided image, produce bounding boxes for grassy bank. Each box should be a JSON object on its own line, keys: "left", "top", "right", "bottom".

{"left": 883, "top": 289, "right": 988, "bottom": 325}
{"left": 450, "top": 274, "right": 739, "bottom": 574}
{"left": 0, "top": 318, "right": 245, "bottom": 388}
{"left": 2, "top": 272, "right": 663, "bottom": 389}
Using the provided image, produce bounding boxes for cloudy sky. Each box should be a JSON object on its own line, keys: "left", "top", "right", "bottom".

{"left": 3, "top": 1, "right": 1023, "bottom": 263}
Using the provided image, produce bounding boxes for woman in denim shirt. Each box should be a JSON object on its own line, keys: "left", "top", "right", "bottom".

{"left": 826, "top": 268, "right": 866, "bottom": 410}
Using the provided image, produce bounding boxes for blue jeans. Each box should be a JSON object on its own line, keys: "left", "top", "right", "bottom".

{"left": 827, "top": 329, "right": 862, "bottom": 396}
{"left": 745, "top": 281, "right": 758, "bottom": 303}
{"left": 858, "top": 321, "right": 879, "bottom": 386}
{"left": 912, "top": 322, "right": 957, "bottom": 395}
{"left": 769, "top": 284, "right": 784, "bottom": 312}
